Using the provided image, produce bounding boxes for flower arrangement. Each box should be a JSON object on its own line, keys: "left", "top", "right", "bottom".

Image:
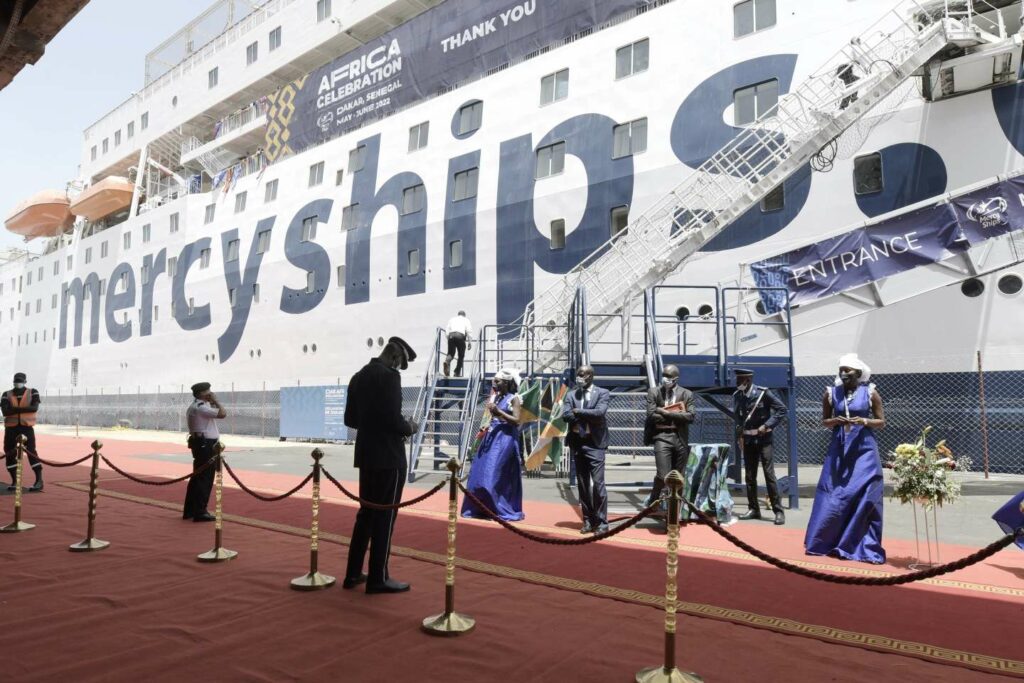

{"left": 887, "top": 426, "right": 971, "bottom": 510}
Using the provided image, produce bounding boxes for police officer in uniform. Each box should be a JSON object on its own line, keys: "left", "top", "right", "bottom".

{"left": 1, "top": 372, "right": 43, "bottom": 491}
{"left": 182, "top": 382, "right": 225, "bottom": 522}
{"left": 733, "top": 368, "right": 787, "bottom": 525}
{"left": 343, "top": 336, "right": 419, "bottom": 594}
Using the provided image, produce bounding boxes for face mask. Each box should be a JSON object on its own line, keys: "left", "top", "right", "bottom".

{"left": 13, "top": 382, "right": 25, "bottom": 390}
{"left": 737, "top": 381, "right": 750, "bottom": 392}
{"left": 576, "top": 375, "right": 591, "bottom": 386}
{"left": 661, "top": 377, "right": 676, "bottom": 387}
{"left": 840, "top": 371, "right": 856, "bottom": 382}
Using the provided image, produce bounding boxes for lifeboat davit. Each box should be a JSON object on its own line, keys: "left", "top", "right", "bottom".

{"left": 4, "top": 190, "right": 74, "bottom": 240}
{"left": 69, "top": 176, "right": 134, "bottom": 222}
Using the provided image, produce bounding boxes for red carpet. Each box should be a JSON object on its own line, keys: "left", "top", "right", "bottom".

{"left": 3, "top": 437, "right": 1022, "bottom": 681}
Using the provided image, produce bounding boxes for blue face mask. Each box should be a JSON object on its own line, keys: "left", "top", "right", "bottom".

{"left": 661, "top": 377, "right": 676, "bottom": 387}
{"left": 13, "top": 382, "right": 25, "bottom": 390}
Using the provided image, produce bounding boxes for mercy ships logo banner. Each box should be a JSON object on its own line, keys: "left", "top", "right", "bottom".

{"left": 265, "top": 0, "right": 651, "bottom": 161}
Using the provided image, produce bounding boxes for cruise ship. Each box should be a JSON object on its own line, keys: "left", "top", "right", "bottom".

{"left": 2, "top": 0, "right": 1023, "bottom": 469}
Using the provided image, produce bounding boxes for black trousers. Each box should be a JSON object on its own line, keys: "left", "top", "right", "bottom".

{"left": 346, "top": 467, "right": 406, "bottom": 584}
{"left": 650, "top": 432, "right": 688, "bottom": 501}
{"left": 4, "top": 425, "right": 42, "bottom": 481}
{"left": 446, "top": 333, "right": 466, "bottom": 376}
{"left": 572, "top": 445, "right": 607, "bottom": 527}
{"left": 743, "top": 440, "right": 782, "bottom": 513}
{"left": 182, "top": 437, "right": 217, "bottom": 518}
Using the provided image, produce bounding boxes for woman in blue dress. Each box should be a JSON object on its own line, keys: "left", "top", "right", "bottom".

{"left": 461, "top": 367, "right": 525, "bottom": 521}
{"left": 805, "top": 353, "right": 887, "bottom": 564}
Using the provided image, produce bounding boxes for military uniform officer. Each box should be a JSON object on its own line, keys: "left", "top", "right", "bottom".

{"left": 1, "top": 372, "right": 44, "bottom": 491}
{"left": 344, "top": 336, "right": 419, "bottom": 594}
{"left": 733, "top": 368, "right": 787, "bottom": 525}
{"left": 182, "top": 382, "right": 225, "bottom": 522}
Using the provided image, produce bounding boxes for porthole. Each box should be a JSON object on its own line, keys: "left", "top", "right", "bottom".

{"left": 250, "top": 350, "right": 254, "bottom": 358}
{"left": 172, "top": 95, "right": 178, "bottom": 107}
{"left": 697, "top": 303, "right": 714, "bottom": 317}
{"left": 997, "top": 273, "right": 1022, "bottom": 295}
{"left": 675, "top": 306, "right": 691, "bottom": 320}
{"left": 961, "top": 278, "right": 984, "bottom": 298}
{"left": 257, "top": 349, "right": 262, "bottom": 357}
{"left": 311, "top": 343, "right": 318, "bottom": 353}
{"left": 204, "top": 354, "right": 209, "bottom": 361}
{"left": 377, "top": 336, "right": 385, "bottom": 347}
{"left": 303, "top": 344, "right": 308, "bottom": 353}
{"left": 366, "top": 338, "right": 374, "bottom": 348}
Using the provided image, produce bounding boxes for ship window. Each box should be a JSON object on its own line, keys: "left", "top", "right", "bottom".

{"left": 540, "top": 69, "right": 569, "bottom": 105}
{"left": 316, "top": 0, "right": 332, "bottom": 22}
{"left": 51, "top": 294, "right": 57, "bottom": 309}
{"left": 349, "top": 145, "right": 366, "bottom": 172}
{"left": 458, "top": 101, "right": 483, "bottom": 135}
{"left": 141, "top": 112, "right": 149, "bottom": 130}
{"left": 188, "top": 297, "right": 195, "bottom": 316}
{"left": 612, "top": 118, "right": 647, "bottom": 159}
{"left": 550, "top": 219, "right": 566, "bottom": 250}
{"left": 408, "top": 121, "right": 430, "bottom": 152}
{"left": 402, "top": 184, "right": 426, "bottom": 215}
{"left": 71, "top": 359, "right": 79, "bottom": 385}
{"left": 119, "top": 271, "right": 129, "bottom": 290}
{"left": 252, "top": 283, "right": 260, "bottom": 303}
{"left": 229, "top": 288, "right": 238, "bottom": 308}
{"left": 102, "top": 138, "right": 109, "bottom": 154}
{"left": 53, "top": 261, "right": 59, "bottom": 275}
{"left": 141, "top": 265, "right": 150, "bottom": 286}
{"left": 256, "top": 230, "right": 271, "bottom": 254}
{"left": 761, "top": 184, "right": 784, "bottom": 212}
{"left": 124, "top": 232, "right": 132, "bottom": 250}
{"left": 615, "top": 38, "right": 649, "bottom": 79}
{"left": 26, "top": 271, "right": 32, "bottom": 285}
{"left": 449, "top": 240, "right": 463, "bottom": 268}
{"left": 154, "top": 305, "right": 159, "bottom": 321}
{"left": 67, "top": 255, "right": 73, "bottom": 269}
{"left": 170, "top": 212, "right": 180, "bottom": 233}
{"left": 536, "top": 141, "right": 566, "bottom": 179}
{"left": 246, "top": 41, "right": 258, "bottom": 66}
{"left": 208, "top": 67, "right": 219, "bottom": 89}
{"left": 305, "top": 271, "right": 316, "bottom": 294}
{"left": 342, "top": 203, "right": 358, "bottom": 230}
{"left": 142, "top": 224, "right": 151, "bottom": 243}
{"left": 336, "top": 264, "right": 346, "bottom": 288}
{"left": 302, "top": 216, "right": 318, "bottom": 242}
{"left": 234, "top": 191, "right": 247, "bottom": 213}
{"left": 37, "top": 265, "right": 42, "bottom": 281}
{"left": 101, "top": 241, "right": 109, "bottom": 258}
{"left": 35, "top": 299, "right": 40, "bottom": 313}
{"left": 308, "top": 161, "right": 325, "bottom": 187}
{"left": 734, "top": 0, "right": 776, "bottom": 38}
{"left": 91, "top": 146, "right": 97, "bottom": 161}
{"left": 611, "top": 205, "right": 629, "bottom": 236}
{"left": 200, "top": 248, "right": 211, "bottom": 269}
{"left": 204, "top": 204, "right": 216, "bottom": 224}
{"left": 127, "top": 122, "right": 134, "bottom": 139}
{"left": 85, "top": 247, "right": 92, "bottom": 264}
{"left": 227, "top": 239, "right": 240, "bottom": 262}
{"left": 407, "top": 249, "right": 421, "bottom": 276}
{"left": 269, "top": 26, "right": 282, "bottom": 51}
{"left": 168, "top": 256, "right": 178, "bottom": 277}
{"left": 264, "top": 179, "right": 278, "bottom": 202}
{"left": 114, "top": 130, "right": 121, "bottom": 146}
{"left": 998, "top": 273, "right": 1022, "bottom": 295}
{"left": 854, "top": 153, "right": 883, "bottom": 195}
{"left": 734, "top": 79, "right": 779, "bottom": 125}
{"left": 335, "top": 169, "right": 344, "bottom": 186}
{"left": 453, "top": 168, "right": 479, "bottom": 201}
{"left": 100, "top": 278, "right": 106, "bottom": 294}
{"left": 961, "top": 278, "right": 984, "bottom": 297}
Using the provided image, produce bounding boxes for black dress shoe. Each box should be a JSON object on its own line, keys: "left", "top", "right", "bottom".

{"left": 579, "top": 522, "right": 594, "bottom": 534}
{"left": 594, "top": 524, "right": 609, "bottom": 534}
{"left": 342, "top": 573, "right": 367, "bottom": 589}
{"left": 182, "top": 514, "right": 193, "bottom": 520}
{"left": 739, "top": 510, "right": 762, "bottom": 521}
{"left": 193, "top": 512, "right": 216, "bottom": 522}
{"left": 773, "top": 511, "right": 786, "bottom": 526}
{"left": 366, "top": 578, "right": 410, "bottom": 594}
{"left": 28, "top": 482, "right": 43, "bottom": 492}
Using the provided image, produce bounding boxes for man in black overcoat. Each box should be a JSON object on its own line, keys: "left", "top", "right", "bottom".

{"left": 343, "top": 336, "right": 419, "bottom": 594}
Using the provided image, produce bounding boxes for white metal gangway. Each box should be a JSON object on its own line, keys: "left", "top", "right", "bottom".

{"left": 524, "top": 0, "right": 984, "bottom": 370}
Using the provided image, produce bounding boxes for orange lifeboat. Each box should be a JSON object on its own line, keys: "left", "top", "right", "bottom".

{"left": 4, "top": 190, "right": 74, "bottom": 240}
{"left": 69, "top": 176, "right": 134, "bottom": 222}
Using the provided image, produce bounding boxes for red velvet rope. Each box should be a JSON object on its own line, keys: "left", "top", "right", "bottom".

{"left": 223, "top": 460, "right": 313, "bottom": 502}
{"left": 100, "top": 454, "right": 219, "bottom": 486}
{"left": 321, "top": 467, "right": 446, "bottom": 509}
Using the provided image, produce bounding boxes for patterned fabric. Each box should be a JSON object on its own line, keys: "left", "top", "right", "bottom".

{"left": 683, "top": 444, "right": 734, "bottom": 521}
{"left": 461, "top": 392, "right": 524, "bottom": 521}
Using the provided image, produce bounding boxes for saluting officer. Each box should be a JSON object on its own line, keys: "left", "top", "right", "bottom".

{"left": 182, "top": 382, "right": 225, "bottom": 522}
{"left": 343, "top": 336, "right": 419, "bottom": 594}
{"left": 1, "top": 372, "right": 44, "bottom": 491}
{"left": 733, "top": 368, "right": 787, "bottom": 525}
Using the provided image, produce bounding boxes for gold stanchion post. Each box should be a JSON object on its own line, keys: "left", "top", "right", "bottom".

{"left": 291, "top": 448, "right": 335, "bottom": 590}
{"left": 198, "top": 442, "right": 237, "bottom": 562}
{"left": 636, "top": 470, "right": 702, "bottom": 683}
{"left": 421, "top": 458, "right": 475, "bottom": 635}
{"left": 70, "top": 440, "right": 110, "bottom": 551}
{"left": 1, "top": 434, "right": 35, "bottom": 533}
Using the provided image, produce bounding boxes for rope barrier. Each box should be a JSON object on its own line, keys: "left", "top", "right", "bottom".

{"left": 223, "top": 460, "right": 313, "bottom": 502}
{"left": 35, "top": 453, "right": 94, "bottom": 468}
{"left": 321, "top": 468, "right": 447, "bottom": 510}
{"left": 100, "top": 454, "right": 219, "bottom": 486}
{"left": 682, "top": 499, "right": 1023, "bottom": 586}
{"left": 458, "top": 482, "right": 660, "bottom": 545}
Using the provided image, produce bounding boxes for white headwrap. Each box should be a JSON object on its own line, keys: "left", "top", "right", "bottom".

{"left": 836, "top": 353, "right": 871, "bottom": 384}
{"left": 494, "top": 367, "right": 521, "bottom": 383}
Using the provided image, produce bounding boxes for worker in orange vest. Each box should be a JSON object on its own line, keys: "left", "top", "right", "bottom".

{"left": 1, "top": 372, "right": 43, "bottom": 491}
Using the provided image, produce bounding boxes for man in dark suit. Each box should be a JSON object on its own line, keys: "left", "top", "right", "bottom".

{"left": 645, "top": 364, "right": 696, "bottom": 506}
{"left": 733, "top": 368, "right": 787, "bottom": 525}
{"left": 343, "top": 336, "right": 419, "bottom": 594}
{"left": 563, "top": 365, "right": 610, "bottom": 534}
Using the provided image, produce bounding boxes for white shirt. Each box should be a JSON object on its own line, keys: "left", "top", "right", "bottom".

{"left": 187, "top": 399, "right": 221, "bottom": 439}
{"left": 446, "top": 315, "right": 473, "bottom": 338}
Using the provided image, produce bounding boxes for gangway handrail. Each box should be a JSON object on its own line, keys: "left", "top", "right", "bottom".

{"left": 408, "top": 328, "right": 446, "bottom": 474}
{"left": 455, "top": 340, "right": 486, "bottom": 476}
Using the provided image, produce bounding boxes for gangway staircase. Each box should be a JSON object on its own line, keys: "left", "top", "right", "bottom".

{"left": 525, "top": 0, "right": 993, "bottom": 371}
